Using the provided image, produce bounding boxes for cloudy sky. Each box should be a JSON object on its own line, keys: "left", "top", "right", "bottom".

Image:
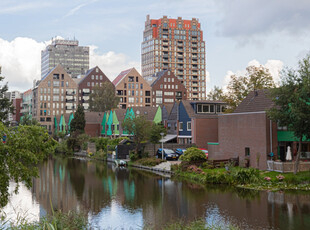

{"left": 1, "top": 0, "right": 310, "bottom": 92}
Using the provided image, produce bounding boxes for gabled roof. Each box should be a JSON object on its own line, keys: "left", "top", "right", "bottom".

{"left": 76, "top": 66, "right": 110, "bottom": 85}
{"left": 131, "top": 107, "right": 158, "bottom": 121}
{"left": 114, "top": 109, "right": 127, "bottom": 122}
{"left": 150, "top": 70, "right": 168, "bottom": 87}
{"left": 41, "top": 65, "right": 58, "bottom": 81}
{"left": 84, "top": 112, "right": 104, "bottom": 124}
{"left": 112, "top": 68, "right": 134, "bottom": 86}
{"left": 162, "top": 104, "right": 174, "bottom": 115}
{"left": 233, "top": 89, "right": 274, "bottom": 113}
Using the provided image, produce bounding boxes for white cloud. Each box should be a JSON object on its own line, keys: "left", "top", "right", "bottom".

{"left": 0, "top": 37, "right": 140, "bottom": 92}
{"left": 222, "top": 59, "right": 284, "bottom": 92}
{"left": 0, "top": 37, "right": 46, "bottom": 91}
{"left": 89, "top": 45, "right": 140, "bottom": 81}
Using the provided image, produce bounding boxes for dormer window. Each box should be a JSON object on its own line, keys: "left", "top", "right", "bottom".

{"left": 197, "top": 104, "right": 216, "bottom": 113}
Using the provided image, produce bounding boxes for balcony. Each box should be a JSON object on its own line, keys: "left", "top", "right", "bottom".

{"left": 66, "top": 98, "right": 76, "bottom": 103}
{"left": 66, "top": 91, "right": 76, "bottom": 95}
{"left": 66, "top": 106, "right": 75, "bottom": 110}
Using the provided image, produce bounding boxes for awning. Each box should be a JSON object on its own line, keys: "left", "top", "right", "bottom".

{"left": 160, "top": 135, "right": 177, "bottom": 143}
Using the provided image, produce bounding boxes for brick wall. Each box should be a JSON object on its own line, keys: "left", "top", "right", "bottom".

{"left": 193, "top": 117, "right": 218, "bottom": 149}
{"left": 216, "top": 112, "right": 274, "bottom": 170}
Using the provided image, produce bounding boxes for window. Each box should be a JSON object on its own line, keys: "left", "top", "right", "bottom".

{"left": 179, "top": 122, "right": 183, "bottom": 131}
{"left": 48, "top": 81, "right": 51, "bottom": 87}
{"left": 53, "top": 81, "right": 59, "bottom": 87}
{"left": 66, "top": 81, "right": 68, "bottom": 87}
{"left": 156, "top": 98, "right": 162, "bottom": 104}
{"left": 140, "top": 84, "right": 143, "bottom": 89}
{"left": 91, "top": 75, "right": 94, "bottom": 80}
{"left": 136, "top": 77, "right": 139, "bottom": 82}
{"left": 87, "top": 82, "right": 90, "bottom": 86}
{"left": 61, "top": 81, "right": 64, "bottom": 87}
{"left": 156, "top": 90, "right": 162, "bottom": 96}
{"left": 245, "top": 147, "right": 250, "bottom": 156}
{"left": 96, "top": 75, "right": 98, "bottom": 80}
{"left": 187, "top": 122, "right": 191, "bottom": 131}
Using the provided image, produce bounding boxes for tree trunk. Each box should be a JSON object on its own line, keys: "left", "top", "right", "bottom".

{"left": 294, "top": 137, "right": 302, "bottom": 175}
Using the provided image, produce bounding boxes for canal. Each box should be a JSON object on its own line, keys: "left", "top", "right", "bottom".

{"left": 2, "top": 157, "right": 310, "bottom": 229}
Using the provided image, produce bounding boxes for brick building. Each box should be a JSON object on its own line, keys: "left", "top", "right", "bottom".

{"left": 208, "top": 90, "right": 278, "bottom": 170}
{"left": 178, "top": 100, "right": 226, "bottom": 148}
{"left": 113, "top": 68, "right": 152, "bottom": 109}
{"left": 33, "top": 65, "right": 78, "bottom": 133}
{"left": 142, "top": 15, "right": 206, "bottom": 100}
{"left": 12, "top": 98, "right": 22, "bottom": 124}
{"left": 75, "top": 66, "right": 112, "bottom": 111}
{"left": 148, "top": 70, "right": 187, "bottom": 106}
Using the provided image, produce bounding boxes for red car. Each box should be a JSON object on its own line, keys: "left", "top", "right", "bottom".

{"left": 199, "top": 148, "right": 208, "bottom": 159}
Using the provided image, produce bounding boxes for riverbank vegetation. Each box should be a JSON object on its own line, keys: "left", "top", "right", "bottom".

{"left": 173, "top": 160, "right": 310, "bottom": 192}
{"left": 2, "top": 210, "right": 88, "bottom": 230}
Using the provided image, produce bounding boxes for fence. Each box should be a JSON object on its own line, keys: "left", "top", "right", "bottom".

{"left": 267, "top": 160, "right": 310, "bottom": 173}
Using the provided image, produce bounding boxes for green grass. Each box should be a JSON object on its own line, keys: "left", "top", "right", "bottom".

{"left": 133, "top": 157, "right": 166, "bottom": 167}
{"left": 6, "top": 210, "right": 88, "bottom": 230}
{"left": 161, "top": 219, "right": 239, "bottom": 230}
{"left": 173, "top": 164, "right": 310, "bottom": 191}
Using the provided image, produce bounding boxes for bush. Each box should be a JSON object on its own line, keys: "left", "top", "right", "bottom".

{"left": 231, "top": 168, "right": 260, "bottom": 185}
{"left": 55, "top": 140, "right": 72, "bottom": 155}
{"left": 92, "top": 149, "right": 107, "bottom": 160}
{"left": 129, "top": 151, "right": 139, "bottom": 161}
{"left": 95, "top": 137, "right": 109, "bottom": 151}
{"left": 179, "top": 147, "right": 207, "bottom": 162}
{"left": 135, "top": 157, "right": 165, "bottom": 167}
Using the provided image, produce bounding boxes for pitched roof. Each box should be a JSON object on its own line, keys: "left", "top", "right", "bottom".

{"left": 112, "top": 68, "right": 134, "bottom": 86}
{"left": 114, "top": 108, "right": 127, "bottom": 122}
{"left": 84, "top": 112, "right": 104, "bottom": 124}
{"left": 233, "top": 89, "right": 274, "bottom": 113}
{"left": 131, "top": 107, "right": 158, "bottom": 121}
{"left": 163, "top": 104, "right": 174, "bottom": 115}
{"left": 150, "top": 70, "right": 167, "bottom": 87}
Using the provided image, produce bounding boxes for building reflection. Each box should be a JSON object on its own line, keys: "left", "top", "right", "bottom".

{"left": 31, "top": 157, "right": 310, "bottom": 229}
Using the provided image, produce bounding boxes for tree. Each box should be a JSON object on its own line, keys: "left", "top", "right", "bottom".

{"left": 89, "top": 82, "right": 120, "bottom": 112}
{"left": 149, "top": 123, "right": 167, "bottom": 155}
{"left": 225, "top": 65, "right": 275, "bottom": 112}
{"left": 70, "top": 105, "right": 85, "bottom": 134}
{"left": 122, "top": 115, "right": 152, "bottom": 157}
{"left": 0, "top": 70, "right": 14, "bottom": 123}
{"left": 268, "top": 54, "right": 310, "bottom": 174}
{"left": 19, "top": 114, "right": 40, "bottom": 126}
{"left": 207, "top": 86, "right": 226, "bottom": 101}
{"left": 0, "top": 123, "right": 57, "bottom": 207}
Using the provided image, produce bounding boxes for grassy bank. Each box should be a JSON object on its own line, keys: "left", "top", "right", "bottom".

{"left": 173, "top": 164, "right": 310, "bottom": 191}
{"left": 3, "top": 210, "right": 88, "bottom": 230}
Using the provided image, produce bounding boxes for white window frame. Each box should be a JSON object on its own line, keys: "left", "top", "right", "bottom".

{"left": 187, "top": 121, "right": 191, "bottom": 131}
{"left": 179, "top": 122, "right": 183, "bottom": 131}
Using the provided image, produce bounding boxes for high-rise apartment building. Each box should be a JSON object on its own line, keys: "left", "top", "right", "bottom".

{"left": 41, "top": 38, "right": 89, "bottom": 78}
{"left": 142, "top": 15, "right": 206, "bottom": 100}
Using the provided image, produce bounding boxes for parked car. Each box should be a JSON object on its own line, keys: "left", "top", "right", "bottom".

{"left": 175, "top": 148, "right": 186, "bottom": 156}
{"left": 199, "top": 148, "right": 208, "bottom": 159}
{"left": 157, "top": 148, "right": 179, "bottom": 160}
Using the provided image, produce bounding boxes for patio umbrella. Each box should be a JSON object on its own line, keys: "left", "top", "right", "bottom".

{"left": 286, "top": 146, "right": 292, "bottom": 161}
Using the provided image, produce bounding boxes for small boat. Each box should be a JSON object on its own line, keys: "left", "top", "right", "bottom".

{"left": 114, "top": 159, "right": 127, "bottom": 167}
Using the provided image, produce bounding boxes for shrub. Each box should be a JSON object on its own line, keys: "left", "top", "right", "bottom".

{"left": 232, "top": 168, "right": 260, "bottom": 185}
{"left": 135, "top": 157, "right": 165, "bottom": 167}
{"left": 54, "top": 140, "right": 72, "bottom": 155}
{"left": 179, "top": 147, "right": 207, "bottom": 162}
{"left": 129, "top": 151, "right": 139, "bottom": 161}
{"left": 95, "top": 137, "right": 109, "bottom": 151}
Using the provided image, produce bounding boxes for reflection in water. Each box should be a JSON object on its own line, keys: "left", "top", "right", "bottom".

{"left": 2, "top": 157, "right": 310, "bottom": 229}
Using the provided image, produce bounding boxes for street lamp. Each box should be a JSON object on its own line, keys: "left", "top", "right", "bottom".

{"left": 160, "top": 132, "right": 164, "bottom": 160}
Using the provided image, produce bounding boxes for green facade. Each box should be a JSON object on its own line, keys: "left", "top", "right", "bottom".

{"left": 112, "top": 110, "right": 119, "bottom": 135}
{"left": 68, "top": 113, "right": 74, "bottom": 133}
{"left": 107, "top": 110, "right": 113, "bottom": 136}
{"left": 153, "top": 106, "right": 162, "bottom": 124}
{"left": 101, "top": 112, "right": 107, "bottom": 135}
